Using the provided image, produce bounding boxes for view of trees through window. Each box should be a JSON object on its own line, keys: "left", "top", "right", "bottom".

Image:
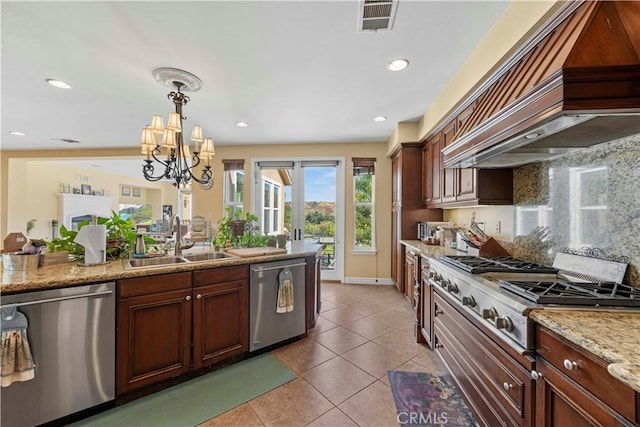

{"left": 354, "top": 174, "right": 373, "bottom": 248}
{"left": 118, "top": 204, "right": 152, "bottom": 226}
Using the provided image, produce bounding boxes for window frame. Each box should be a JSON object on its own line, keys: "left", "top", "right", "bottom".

{"left": 262, "top": 177, "right": 281, "bottom": 235}
{"left": 223, "top": 170, "right": 245, "bottom": 215}
{"left": 352, "top": 158, "right": 376, "bottom": 253}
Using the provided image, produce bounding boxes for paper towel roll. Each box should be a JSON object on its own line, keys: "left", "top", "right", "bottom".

{"left": 75, "top": 225, "right": 107, "bottom": 265}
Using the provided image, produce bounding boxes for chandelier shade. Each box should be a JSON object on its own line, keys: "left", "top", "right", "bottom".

{"left": 140, "top": 68, "right": 214, "bottom": 189}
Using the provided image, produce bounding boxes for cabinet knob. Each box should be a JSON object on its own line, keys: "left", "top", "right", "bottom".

{"left": 563, "top": 359, "right": 578, "bottom": 371}
{"left": 502, "top": 382, "right": 513, "bottom": 391}
{"left": 435, "top": 309, "right": 444, "bottom": 316}
{"left": 531, "top": 370, "right": 543, "bottom": 381}
{"left": 185, "top": 295, "right": 191, "bottom": 301}
{"left": 196, "top": 294, "right": 202, "bottom": 299}
{"left": 435, "top": 343, "right": 443, "bottom": 348}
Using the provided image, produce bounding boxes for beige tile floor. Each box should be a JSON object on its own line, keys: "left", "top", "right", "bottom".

{"left": 200, "top": 282, "right": 446, "bottom": 427}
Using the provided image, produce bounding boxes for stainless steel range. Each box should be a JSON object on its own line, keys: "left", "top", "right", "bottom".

{"left": 429, "top": 252, "right": 635, "bottom": 354}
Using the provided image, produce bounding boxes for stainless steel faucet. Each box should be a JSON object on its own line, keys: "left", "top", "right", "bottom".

{"left": 168, "top": 215, "right": 194, "bottom": 255}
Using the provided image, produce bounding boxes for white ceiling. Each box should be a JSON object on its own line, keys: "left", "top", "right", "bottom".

{"left": 1, "top": 1, "right": 510, "bottom": 153}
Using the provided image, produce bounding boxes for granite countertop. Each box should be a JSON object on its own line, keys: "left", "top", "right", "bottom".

{"left": 530, "top": 309, "right": 640, "bottom": 393}
{"left": 1, "top": 243, "right": 322, "bottom": 295}
{"left": 400, "top": 239, "right": 462, "bottom": 259}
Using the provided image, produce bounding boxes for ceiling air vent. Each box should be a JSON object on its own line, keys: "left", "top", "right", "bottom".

{"left": 359, "top": 0, "right": 398, "bottom": 32}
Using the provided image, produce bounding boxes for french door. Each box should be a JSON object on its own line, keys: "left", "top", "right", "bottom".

{"left": 252, "top": 158, "right": 344, "bottom": 282}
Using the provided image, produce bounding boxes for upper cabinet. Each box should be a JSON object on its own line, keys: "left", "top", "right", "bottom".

{"left": 422, "top": 104, "right": 513, "bottom": 208}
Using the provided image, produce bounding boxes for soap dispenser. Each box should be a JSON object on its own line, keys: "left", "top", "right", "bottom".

{"left": 134, "top": 234, "right": 146, "bottom": 257}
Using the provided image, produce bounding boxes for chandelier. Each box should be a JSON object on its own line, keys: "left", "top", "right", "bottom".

{"left": 140, "top": 68, "right": 215, "bottom": 189}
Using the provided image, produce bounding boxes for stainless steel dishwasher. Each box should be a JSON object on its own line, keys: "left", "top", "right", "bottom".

{"left": 250, "top": 258, "right": 306, "bottom": 352}
{"left": 1, "top": 282, "right": 115, "bottom": 426}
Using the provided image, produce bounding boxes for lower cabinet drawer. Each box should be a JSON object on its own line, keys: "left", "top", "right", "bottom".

{"left": 434, "top": 292, "right": 534, "bottom": 427}
{"left": 536, "top": 327, "right": 636, "bottom": 422}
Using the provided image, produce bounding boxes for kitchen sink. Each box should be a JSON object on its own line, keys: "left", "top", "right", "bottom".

{"left": 182, "top": 252, "right": 236, "bottom": 262}
{"left": 123, "top": 252, "right": 237, "bottom": 269}
{"left": 124, "top": 256, "right": 189, "bottom": 269}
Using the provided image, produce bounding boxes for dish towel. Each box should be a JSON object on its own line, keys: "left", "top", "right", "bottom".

{"left": 1, "top": 306, "right": 35, "bottom": 387}
{"left": 276, "top": 267, "right": 294, "bottom": 313}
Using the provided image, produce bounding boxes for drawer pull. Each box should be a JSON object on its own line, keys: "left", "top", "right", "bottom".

{"left": 563, "top": 359, "right": 578, "bottom": 370}
{"left": 531, "top": 370, "right": 543, "bottom": 381}
{"left": 502, "top": 382, "right": 513, "bottom": 391}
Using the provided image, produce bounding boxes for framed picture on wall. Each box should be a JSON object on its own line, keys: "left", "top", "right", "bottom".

{"left": 121, "top": 186, "right": 131, "bottom": 196}
{"left": 162, "top": 205, "right": 173, "bottom": 221}
{"left": 81, "top": 184, "right": 92, "bottom": 195}
{"left": 132, "top": 187, "right": 141, "bottom": 197}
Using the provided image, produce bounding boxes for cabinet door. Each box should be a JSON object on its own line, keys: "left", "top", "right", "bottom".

{"left": 457, "top": 168, "right": 477, "bottom": 200}
{"left": 535, "top": 358, "right": 628, "bottom": 427}
{"left": 193, "top": 280, "right": 248, "bottom": 369}
{"left": 421, "top": 143, "right": 431, "bottom": 206}
{"left": 420, "top": 265, "right": 432, "bottom": 348}
{"left": 391, "top": 154, "right": 401, "bottom": 206}
{"left": 306, "top": 254, "right": 321, "bottom": 329}
{"left": 404, "top": 251, "right": 416, "bottom": 301}
{"left": 117, "top": 288, "right": 192, "bottom": 394}
{"left": 429, "top": 134, "right": 442, "bottom": 204}
{"left": 441, "top": 122, "right": 457, "bottom": 203}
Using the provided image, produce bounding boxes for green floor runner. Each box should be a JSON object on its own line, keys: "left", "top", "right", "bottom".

{"left": 75, "top": 354, "right": 296, "bottom": 427}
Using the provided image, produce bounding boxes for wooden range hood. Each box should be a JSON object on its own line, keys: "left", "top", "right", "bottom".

{"left": 442, "top": 0, "right": 640, "bottom": 169}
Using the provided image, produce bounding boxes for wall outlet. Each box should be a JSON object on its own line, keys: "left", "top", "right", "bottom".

{"left": 495, "top": 221, "right": 502, "bottom": 233}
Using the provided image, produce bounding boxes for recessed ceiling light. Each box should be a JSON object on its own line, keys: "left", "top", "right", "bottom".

{"left": 373, "top": 116, "right": 387, "bottom": 122}
{"left": 46, "top": 79, "right": 72, "bottom": 89}
{"left": 235, "top": 122, "right": 249, "bottom": 127}
{"left": 387, "top": 58, "right": 409, "bottom": 71}
{"left": 8, "top": 131, "right": 25, "bottom": 136}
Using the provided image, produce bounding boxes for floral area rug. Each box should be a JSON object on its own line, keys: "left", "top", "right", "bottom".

{"left": 387, "top": 371, "right": 478, "bottom": 426}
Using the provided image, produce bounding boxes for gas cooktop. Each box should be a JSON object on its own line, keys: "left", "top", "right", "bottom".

{"left": 440, "top": 255, "right": 559, "bottom": 275}
{"left": 499, "top": 280, "right": 640, "bottom": 307}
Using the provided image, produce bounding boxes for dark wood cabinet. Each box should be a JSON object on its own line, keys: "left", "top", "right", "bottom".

{"left": 117, "top": 266, "right": 251, "bottom": 395}
{"left": 404, "top": 249, "right": 417, "bottom": 310}
{"left": 419, "top": 258, "right": 432, "bottom": 348}
{"left": 441, "top": 122, "right": 457, "bottom": 204}
{"left": 117, "top": 272, "right": 192, "bottom": 395}
{"left": 392, "top": 144, "right": 442, "bottom": 291}
{"left": 422, "top": 100, "right": 512, "bottom": 208}
{"left": 192, "top": 265, "right": 249, "bottom": 369}
{"left": 534, "top": 327, "right": 638, "bottom": 427}
{"left": 433, "top": 290, "right": 534, "bottom": 427}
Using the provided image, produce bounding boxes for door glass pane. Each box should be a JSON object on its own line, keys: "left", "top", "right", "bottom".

{"left": 304, "top": 167, "right": 336, "bottom": 271}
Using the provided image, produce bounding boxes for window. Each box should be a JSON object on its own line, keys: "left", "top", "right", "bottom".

{"left": 353, "top": 158, "right": 375, "bottom": 251}
{"left": 263, "top": 179, "right": 281, "bottom": 234}
{"left": 223, "top": 159, "right": 245, "bottom": 216}
{"left": 570, "top": 166, "right": 608, "bottom": 247}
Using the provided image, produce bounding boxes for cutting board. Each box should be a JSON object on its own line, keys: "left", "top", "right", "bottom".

{"left": 227, "top": 247, "right": 287, "bottom": 258}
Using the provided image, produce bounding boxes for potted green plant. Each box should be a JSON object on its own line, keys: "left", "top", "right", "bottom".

{"left": 45, "top": 211, "right": 155, "bottom": 261}
{"left": 214, "top": 208, "right": 269, "bottom": 249}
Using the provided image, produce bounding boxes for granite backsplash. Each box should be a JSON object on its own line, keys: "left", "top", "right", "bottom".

{"left": 506, "top": 132, "right": 640, "bottom": 286}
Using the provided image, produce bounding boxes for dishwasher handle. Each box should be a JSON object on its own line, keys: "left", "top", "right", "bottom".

{"left": 251, "top": 262, "right": 307, "bottom": 273}
{"left": 0, "top": 290, "right": 113, "bottom": 309}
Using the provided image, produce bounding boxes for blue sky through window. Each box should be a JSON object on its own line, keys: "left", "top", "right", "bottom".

{"left": 285, "top": 167, "right": 336, "bottom": 202}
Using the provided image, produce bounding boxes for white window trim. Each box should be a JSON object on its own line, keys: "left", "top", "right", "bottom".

{"left": 353, "top": 173, "right": 375, "bottom": 251}
{"left": 262, "top": 177, "right": 281, "bottom": 235}
{"left": 224, "top": 170, "right": 245, "bottom": 212}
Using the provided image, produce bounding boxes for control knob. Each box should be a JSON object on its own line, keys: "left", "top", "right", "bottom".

{"left": 461, "top": 295, "right": 476, "bottom": 307}
{"left": 447, "top": 282, "right": 459, "bottom": 294}
{"left": 495, "top": 315, "right": 514, "bottom": 332}
{"left": 482, "top": 307, "right": 497, "bottom": 320}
